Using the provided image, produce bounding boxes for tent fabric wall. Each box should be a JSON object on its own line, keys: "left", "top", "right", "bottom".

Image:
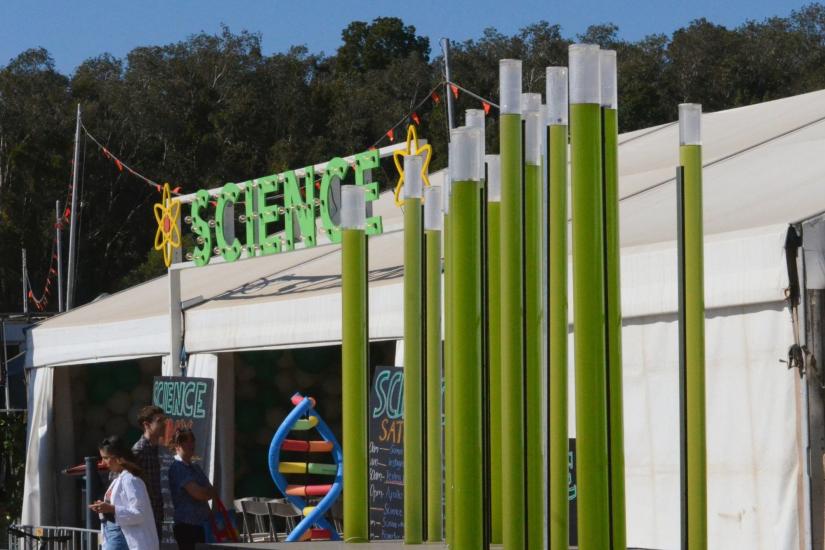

{"left": 22, "top": 368, "right": 54, "bottom": 526}
{"left": 22, "top": 368, "right": 75, "bottom": 526}
{"left": 618, "top": 302, "right": 799, "bottom": 549}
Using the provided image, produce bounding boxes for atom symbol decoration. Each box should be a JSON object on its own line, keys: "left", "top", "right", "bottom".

{"left": 153, "top": 183, "right": 182, "bottom": 268}
{"left": 392, "top": 125, "right": 433, "bottom": 206}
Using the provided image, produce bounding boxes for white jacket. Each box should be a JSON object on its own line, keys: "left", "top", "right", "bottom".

{"left": 101, "top": 471, "right": 159, "bottom": 550}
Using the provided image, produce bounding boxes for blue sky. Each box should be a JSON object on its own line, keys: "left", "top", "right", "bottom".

{"left": 0, "top": 0, "right": 812, "bottom": 74}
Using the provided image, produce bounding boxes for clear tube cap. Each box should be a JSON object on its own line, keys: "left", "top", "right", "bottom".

{"left": 424, "top": 186, "right": 443, "bottom": 231}
{"left": 500, "top": 59, "right": 522, "bottom": 114}
{"left": 485, "top": 155, "right": 501, "bottom": 201}
{"left": 569, "top": 44, "right": 601, "bottom": 105}
{"left": 340, "top": 185, "right": 365, "bottom": 229}
{"left": 679, "top": 103, "right": 702, "bottom": 145}
{"left": 403, "top": 155, "right": 424, "bottom": 199}
{"left": 546, "top": 67, "right": 568, "bottom": 125}
{"left": 523, "top": 99, "right": 543, "bottom": 164}
{"left": 522, "top": 92, "right": 542, "bottom": 114}
{"left": 466, "top": 109, "right": 485, "bottom": 130}
{"left": 450, "top": 127, "right": 482, "bottom": 181}
{"left": 600, "top": 50, "right": 617, "bottom": 108}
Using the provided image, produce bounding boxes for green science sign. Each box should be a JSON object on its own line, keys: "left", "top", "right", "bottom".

{"left": 187, "top": 149, "right": 384, "bottom": 267}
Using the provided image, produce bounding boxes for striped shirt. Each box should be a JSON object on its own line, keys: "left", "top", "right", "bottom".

{"left": 132, "top": 436, "right": 163, "bottom": 537}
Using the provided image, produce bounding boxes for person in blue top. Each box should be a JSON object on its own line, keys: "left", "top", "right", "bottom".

{"left": 167, "top": 428, "right": 217, "bottom": 550}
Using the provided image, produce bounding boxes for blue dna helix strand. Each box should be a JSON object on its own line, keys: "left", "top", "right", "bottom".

{"left": 267, "top": 392, "right": 343, "bottom": 542}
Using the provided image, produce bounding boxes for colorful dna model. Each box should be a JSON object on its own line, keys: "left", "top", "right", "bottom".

{"left": 267, "top": 393, "right": 343, "bottom": 542}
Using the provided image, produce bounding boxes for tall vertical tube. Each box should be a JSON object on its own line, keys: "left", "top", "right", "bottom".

{"left": 601, "top": 49, "right": 627, "bottom": 550}
{"left": 56, "top": 201, "right": 64, "bottom": 312}
{"left": 66, "top": 103, "right": 81, "bottom": 310}
{"left": 443, "top": 170, "right": 454, "bottom": 545}
{"left": 450, "top": 127, "right": 484, "bottom": 549}
{"left": 569, "top": 43, "right": 610, "bottom": 550}
{"left": 546, "top": 66, "right": 569, "bottom": 550}
{"left": 679, "top": 103, "right": 707, "bottom": 550}
{"left": 499, "top": 59, "right": 526, "bottom": 550}
{"left": 523, "top": 92, "right": 546, "bottom": 550}
{"left": 404, "top": 155, "right": 425, "bottom": 544}
{"left": 486, "top": 154, "right": 503, "bottom": 544}
{"left": 341, "top": 186, "right": 368, "bottom": 543}
{"left": 424, "top": 186, "right": 443, "bottom": 542}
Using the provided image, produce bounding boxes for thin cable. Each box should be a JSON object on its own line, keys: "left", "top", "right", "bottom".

{"left": 81, "top": 123, "right": 180, "bottom": 195}
{"left": 369, "top": 81, "right": 446, "bottom": 150}
{"left": 445, "top": 80, "right": 499, "bottom": 109}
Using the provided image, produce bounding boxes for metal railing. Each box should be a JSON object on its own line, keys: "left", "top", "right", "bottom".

{"left": 7, "top": 525, "right": 99, "bottom": 550}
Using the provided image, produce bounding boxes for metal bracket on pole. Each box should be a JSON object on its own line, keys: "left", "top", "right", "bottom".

{"left": 167, "top": 268, "right": 182, "bottom": 376}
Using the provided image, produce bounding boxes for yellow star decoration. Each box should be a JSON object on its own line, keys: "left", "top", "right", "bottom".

{"left": 392, "top": 125, "right": 433, "bottom": 207}
{"left": 153, "top": 183, "right": 182, "bottom": 268}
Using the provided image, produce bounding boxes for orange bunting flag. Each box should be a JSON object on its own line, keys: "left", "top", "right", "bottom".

{"left": 431, "top": 91, "right": 441, "bottom": 104}
{"left": 450, "top": 84, "right": 459, "bottom": 99}
{"left": 387, "top": 128, "right": 395, "bottom": 142}
{"left": 482, "top": 101, "right": 492, "bottom": 115}
{"left": 154, "top": 184, "right": 162, "bottom": 192}
{"left": 171, "top": 186, "right": 181, "bottom": 194}
{"left": 27, "top": 291, "right": 33, "bottom": 299}
{"left": 114, "top": 158, "right": 124, "bottom": 172}
{"left": 49, "top": 268, "right": 57, "bottom": 275}
{"left": 102, "top": 148, "right": 111, "bottom": 159}
{"left": 411, "top": 112, "right": 421, "bottom": 126}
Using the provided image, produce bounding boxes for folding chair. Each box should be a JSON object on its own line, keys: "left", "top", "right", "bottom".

{"left": 239, "top": 499, "right": 275, "bottom": 542}
{"left": 267, "top": 499, "right": 303, "bottom": 541}
{"left": 330, "top": 499, "right": 343, "bottom": 535}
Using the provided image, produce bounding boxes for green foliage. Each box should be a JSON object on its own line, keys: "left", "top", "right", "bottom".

{"left": 337, "top": 17, "right": 430, "bottom": 73}
{"left": 1, "top": 6, "right": 825, "bottom": 310}
{"left": 0, "top": 411, "right": 26, "bottom": 536}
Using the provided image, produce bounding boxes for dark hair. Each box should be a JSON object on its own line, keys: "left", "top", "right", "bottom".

{"left": 99, "top": 435, "right": 143, "bottom": 478}
{"left": 137, "top": 405, "right": 164, "bottom": 428}
{"left": 173, "top": 428, "right": 195, "bottom": 447}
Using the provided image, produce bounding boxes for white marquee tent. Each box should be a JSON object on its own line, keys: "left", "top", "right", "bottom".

{"left": 23, "top": 89, "right": 825, "bottom": 549}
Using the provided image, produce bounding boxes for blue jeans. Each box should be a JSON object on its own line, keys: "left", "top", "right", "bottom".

{"left": 102, "top": 520, "right": 128, "bottom": 550}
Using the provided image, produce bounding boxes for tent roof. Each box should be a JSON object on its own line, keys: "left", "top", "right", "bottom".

{"left": 28, "top": 89, "right": 824, "bottom": 367}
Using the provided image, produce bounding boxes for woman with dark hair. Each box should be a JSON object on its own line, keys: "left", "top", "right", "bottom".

{"left": 89, "top": 436, "right": 158, "bottom": 550}
{"left": 167, "top": 428, "right": 217, "bottom": 550}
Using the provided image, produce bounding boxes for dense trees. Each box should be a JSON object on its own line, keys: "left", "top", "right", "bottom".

{"left": 2, "top": 6, "right": 825, "bottom": 311}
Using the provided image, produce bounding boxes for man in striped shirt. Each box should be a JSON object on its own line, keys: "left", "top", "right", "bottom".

{"left": 132, "top": 405, "right": 166, "bottom": 540}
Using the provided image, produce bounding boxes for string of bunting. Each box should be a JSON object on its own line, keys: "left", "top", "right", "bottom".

{"left": 369, "top": 80, "right": 499, "bottom": 149}
{"left": 29, "top": 125, "right": 180, "bottom": 310}
{"left": 81, "top": 124, "right": 182, "bottom": 196}
{"left": 28, "top": 186, "right": 71, "bottom": 311}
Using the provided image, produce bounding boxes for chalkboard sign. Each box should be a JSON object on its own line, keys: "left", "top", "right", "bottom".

{"left": 368, "top": 365, "right": 404, "bottom": 540}
{"left": 568, "top": 437, "right": 578, "bottom": 546}
{"left": 153, "top": 376, "right": 214, "bottom": 543}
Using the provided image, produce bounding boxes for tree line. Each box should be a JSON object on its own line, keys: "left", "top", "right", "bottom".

{"left": 1, "top": 4, "right": 824, "bottom": 311}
